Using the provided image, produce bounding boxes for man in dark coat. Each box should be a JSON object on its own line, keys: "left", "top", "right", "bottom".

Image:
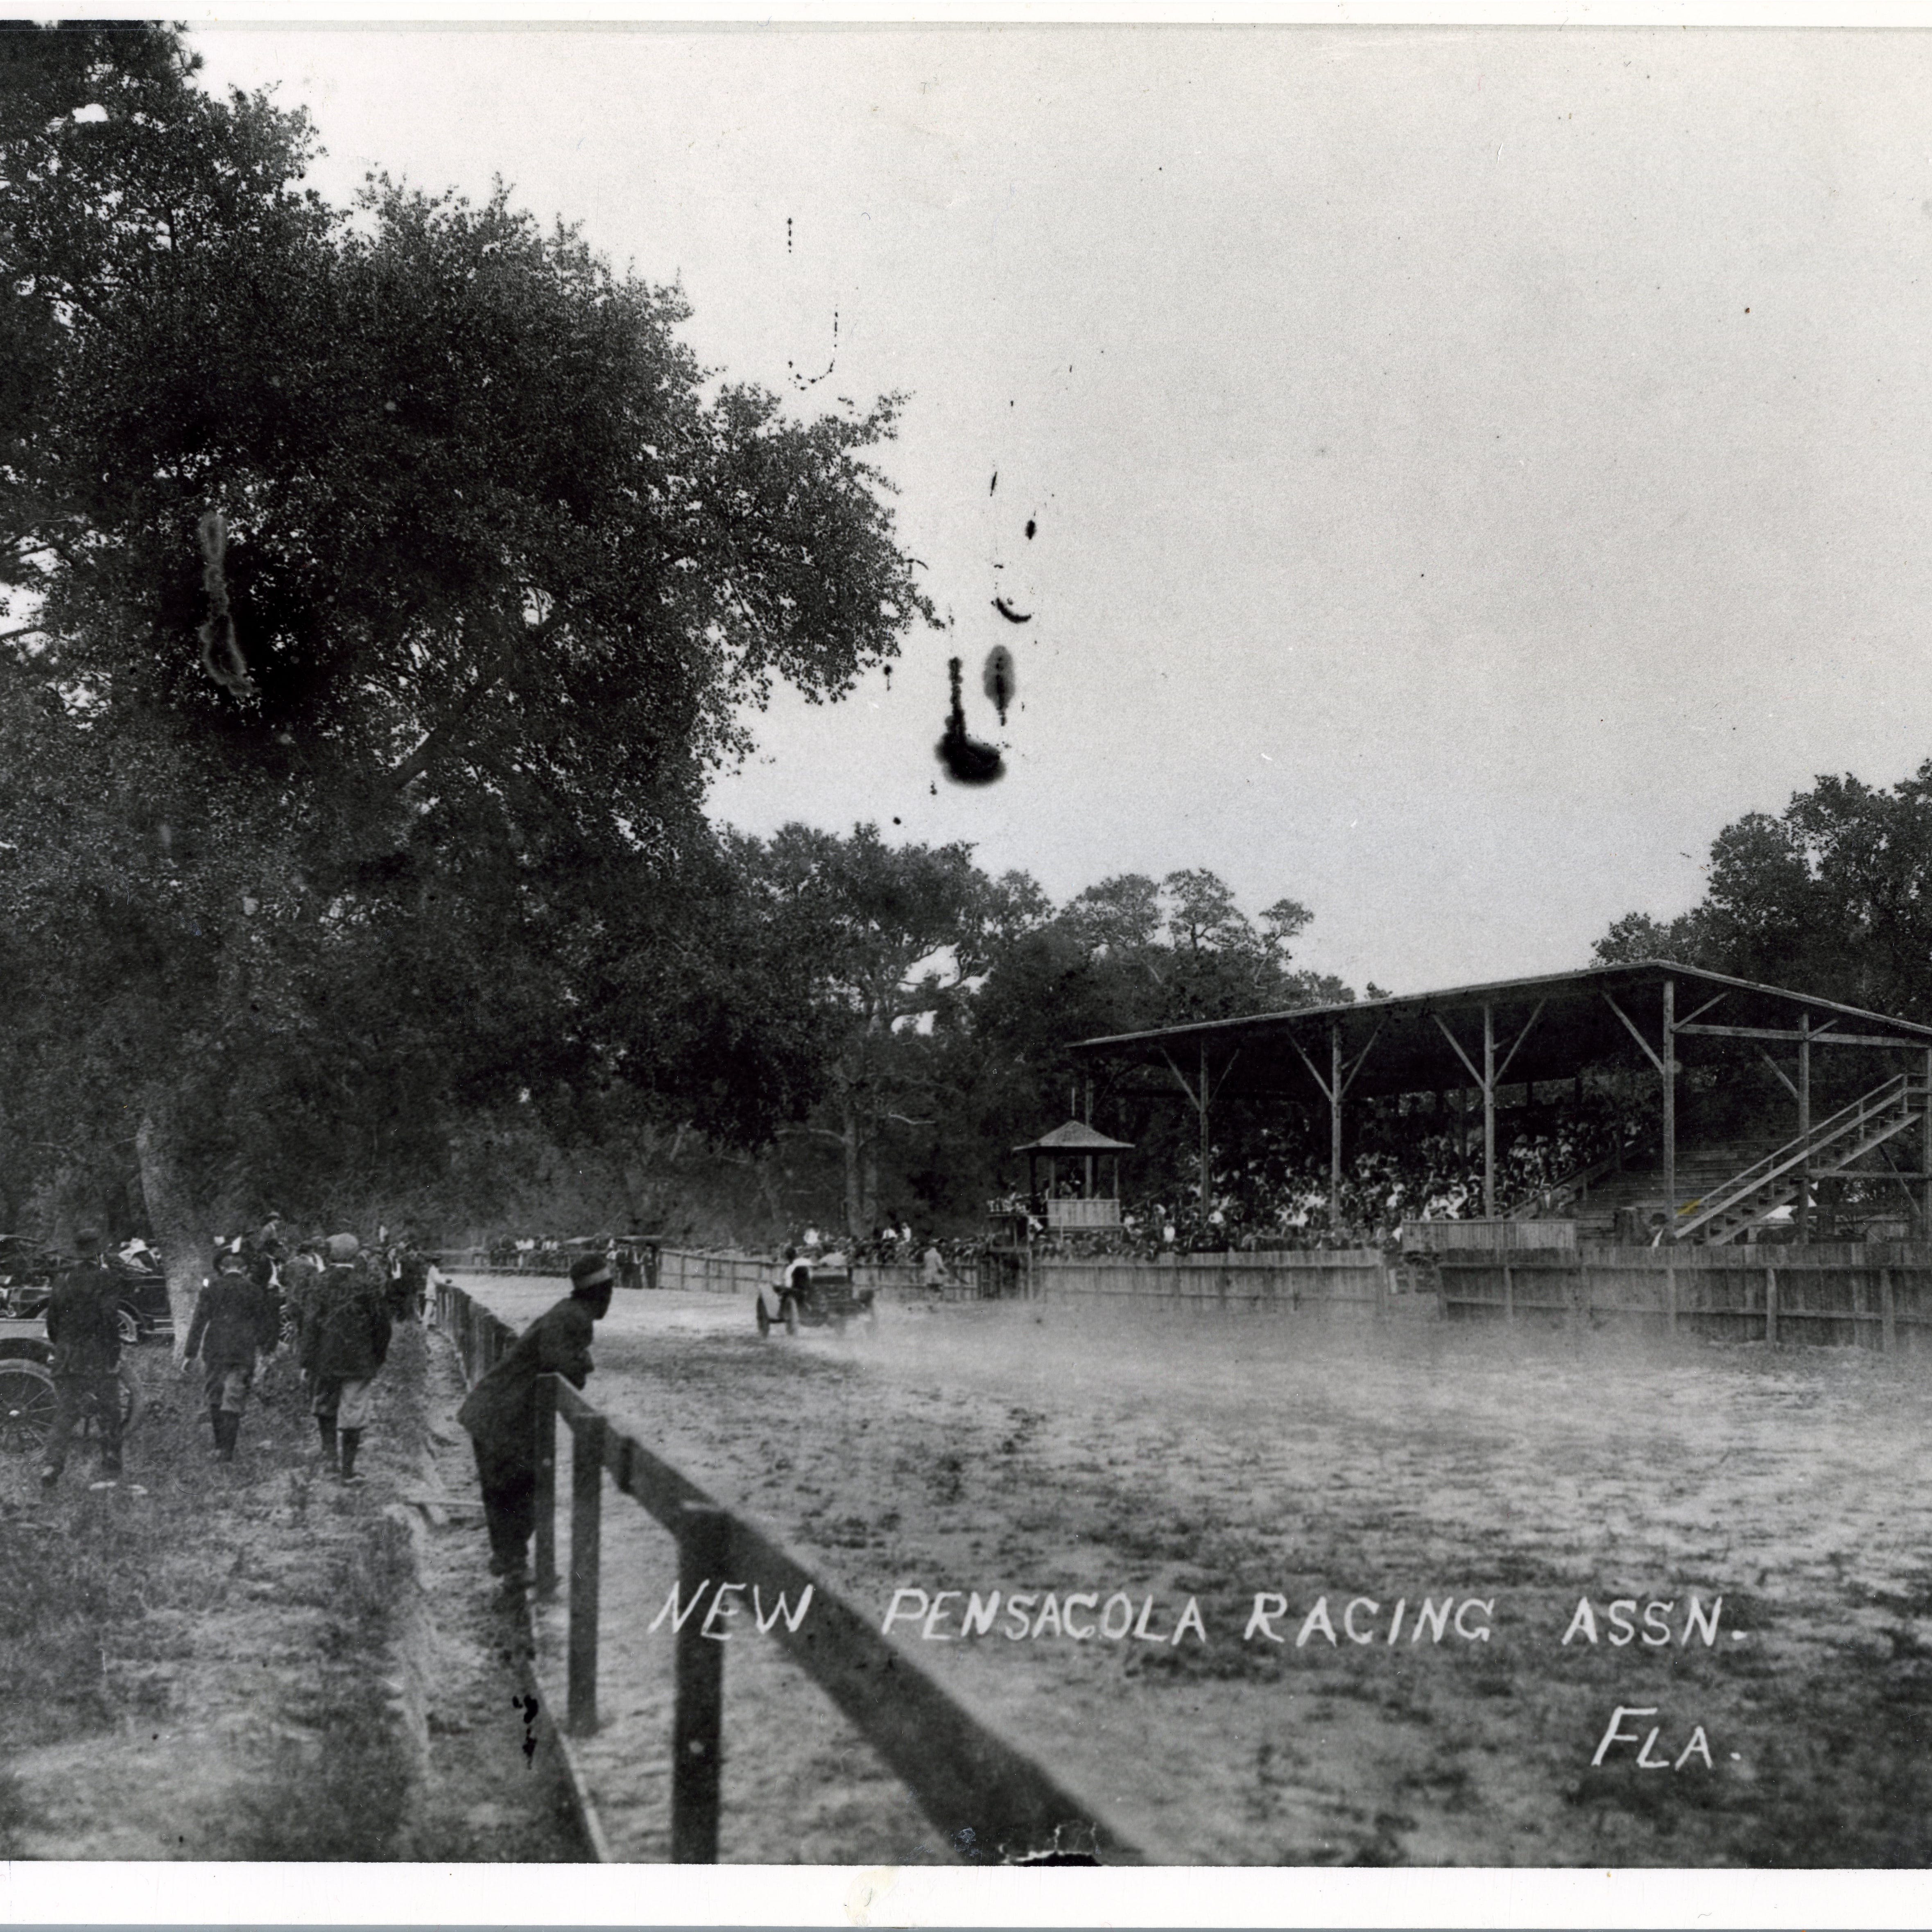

{"left": 457, "top": 1252, "right": 613, "bottom": 1588}
{"left": 305, "top": 1232, "right": 392, "bottom": 1481}
{"left": 184, "top": 1246, "right": 278, "bottom": 1462}
{"left": 41, "top": 1227, "right": 125, "bottom": 1488}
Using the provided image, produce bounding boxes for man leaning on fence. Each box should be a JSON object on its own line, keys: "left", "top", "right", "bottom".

{"left": 457, "top": 1251, "right": 614, "bottom": 1594}
{"left": 40, "top": 1228, "right": 126, "bottom": 1490}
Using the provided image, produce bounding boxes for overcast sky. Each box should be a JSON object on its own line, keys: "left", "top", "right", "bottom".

{"left": 191, "top": 24, "right": 1932, "bottom": 995}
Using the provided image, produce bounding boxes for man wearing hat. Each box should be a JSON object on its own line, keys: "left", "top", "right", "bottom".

{"left": 184, "top": 1244, "right": 278, "bottom": 1462}
{"left": 457, "top": 1252, "right": 615, "bottom": 1590}
{"left": 305, "top": 1232, "right": 392, "bottom": 1481}
{"left": 40, "top": 1228, "right": 126, "bottom": 1488}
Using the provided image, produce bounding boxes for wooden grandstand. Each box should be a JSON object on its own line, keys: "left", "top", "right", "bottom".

{"left": 1071, "top": 960, "right": 1932, "bottom": 1247}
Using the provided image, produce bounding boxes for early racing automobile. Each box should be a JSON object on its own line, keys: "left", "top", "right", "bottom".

{"left": 755, "top": 1258, "right": 878, "bottom": 1337}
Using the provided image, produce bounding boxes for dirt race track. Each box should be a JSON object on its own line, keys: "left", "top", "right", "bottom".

{"left": 460, "top": 1277, "right": 1932, "bottom": 1867}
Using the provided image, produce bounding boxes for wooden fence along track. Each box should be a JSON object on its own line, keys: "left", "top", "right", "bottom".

{"left": 457, "top": 1238, "right": 1932, "bottom": 1353}
{"left": 1028, "top": 1249, "right": 1393, "bottom": 1307}
{"left": 436, "top": 1280, "right": 1141, "bottom": 1866}
{"left": 1434, "top": 1242, "right": 1932, "bottom": 1348}
{"left": 452, "top": 1247, "right": 930, "bottom": 1297}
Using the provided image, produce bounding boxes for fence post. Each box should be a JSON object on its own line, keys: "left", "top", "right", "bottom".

{"left": 1665, "top": 1261, "right": 1677, "bottom": 1337}
{"left": 672, "top": 1502, "right": 731, "bottom": 1864}
{"left": 568, "top": 1413, "right": 606, "bottom": 1735}
{"left": 1765, "top": 1265, "right": 1778, "bottom": 1348}
{"left": 1882, "top": 1267, "right": 1896, "bottom": 1354}
{"left": 1502, "top": 1262, "right": 1514, "bottom": 1325}
{"left": 534, "top": 1375, "right": 559, "bottom": 1597}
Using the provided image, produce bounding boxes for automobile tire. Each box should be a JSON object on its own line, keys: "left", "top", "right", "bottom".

{"left": 0, "top": 1360, "right": 57, "bottom": 1455}
{"left": 756, "top": 1300, "right": 771, "bottom": 1337}
{"left": 115, "top": 1303, "right": 141, "bottom": 1349}
{"left": 783, "top": 1297, "right": 800, "bottom": 1337}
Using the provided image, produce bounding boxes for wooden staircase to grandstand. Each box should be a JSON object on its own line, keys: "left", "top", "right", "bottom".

{"left": 1517, "top": 1073, "right": 1931, "bottom": 1244}
{"left": 1530, "top": 1140, "right": 1782, "bottom": 1244}
{"left": 1668, "top": 1072, "right": 1929, "bottom": 1245}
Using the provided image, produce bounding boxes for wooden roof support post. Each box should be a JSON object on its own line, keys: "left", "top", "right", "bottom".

{"left": 1796, "top": 1013, "right": 1810, "bottom": 1244}
{"left": 1662, "top": 977, "right": 1676, "bottom": 1240}
{"left": 1483, "top": 1004, "right": 1496, "bottom": 1219}
{"left": 1922, "top": 1047, "right": 1932, "bottom": 1236}
{"left": 1331, "top": 1020, "right": 1344, "bottom": 1229}
{"left": 1199, "top": 1039, "right": 1211, "bottom": 1211}
{"left": 1428, "top": 1011, "right": 1489, "bottom": 1212}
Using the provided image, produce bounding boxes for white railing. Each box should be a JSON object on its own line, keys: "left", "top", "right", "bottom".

{"left": 1046, "top": 1199, "right": 1122, "bottom": 1230}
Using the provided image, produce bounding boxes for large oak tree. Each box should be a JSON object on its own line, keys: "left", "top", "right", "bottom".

{"left": 0, "top": 26, "right": 930, "bottom": 1312}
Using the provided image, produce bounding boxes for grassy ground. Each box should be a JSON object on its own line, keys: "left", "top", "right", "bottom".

{"left": 463, "top": 1278, "right": 1932, "bottom": 1866}
{"left": 0, "top": 1324, "right": 579, "bottom": 1861}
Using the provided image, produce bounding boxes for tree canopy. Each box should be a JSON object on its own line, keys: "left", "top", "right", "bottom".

{"left": 0, "top": 25, "right": 932, "bottom": 1289}
{"left": 0, "top": 25, "right": 1361, "bottom": 1267}
{"left": 1594, "top": 763, "right": 1932, "bottom": 1025}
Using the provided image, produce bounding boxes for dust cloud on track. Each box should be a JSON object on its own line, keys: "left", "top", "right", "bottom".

{"left": 461, "top": 1277, "right": 1932, "bottom": 1865}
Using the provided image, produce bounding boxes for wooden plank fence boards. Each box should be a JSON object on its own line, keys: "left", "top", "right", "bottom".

{"left": 1033, "top": 1249, "right": 1391, "bottom": 1308}
{"left": 1435, "top": 1242, "right": 1932, "bottom": 1350}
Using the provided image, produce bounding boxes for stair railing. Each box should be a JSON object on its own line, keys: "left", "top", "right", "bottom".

{"left": 1672, "top": 1072, "right": 1922, "bottom": 1241}
{"left": 1507, "top": 1132, "right": 1656, "bottom": 1221}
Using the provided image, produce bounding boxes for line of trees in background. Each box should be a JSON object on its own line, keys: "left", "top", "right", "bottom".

{"left": 0, "top": 25, "right": 1358, "bottom": 1284}
{"left": 1595, "top": 765, "right": 1932, "bottom": 1025}
{"left": 11, "top": 28, "right": 1932, "bottom": 1280}
{"left": 0, "top": 25, "right": 932, "bottom": 1314}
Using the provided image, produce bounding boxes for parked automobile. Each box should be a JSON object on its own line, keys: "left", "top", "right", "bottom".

{"left": 0, "top": 1233, "right": 57, "bottom": 1317}
{"left": 0, "top": 1314, "right": 142, "bottom": 1456}
{"left": 0, "top": 1237, "right": 172, "bottom": 1345}
{"left": 0, "top": 1316, "right": 55, "bottom": 1454}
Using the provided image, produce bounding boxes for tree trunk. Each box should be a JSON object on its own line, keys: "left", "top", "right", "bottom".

{"left": 135, "top": 1111, "right": 212, "bottom": 1354}
{"left": 755, "top": 1156, "right": 787, "bottom": 1241}
{"left": 860, "top": 1131, "right": 880, "bottom": 1237}
{"left": 839, "top": 1090, "right": 863, "bottom": 1238}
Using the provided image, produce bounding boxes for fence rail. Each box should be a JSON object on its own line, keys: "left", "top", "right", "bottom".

{"left": 436, "top": 1278, "right": 1140, "bottom": 1865}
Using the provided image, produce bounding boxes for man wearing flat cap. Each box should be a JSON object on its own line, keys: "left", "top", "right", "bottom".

{"left": 185, "top": 1243, "right": 278, "bottom": 1463}
{"left": 457, "top": 1252, "right": 615, "bottom": 1590}
{"left": 304, "top": 1232, "right": 392, "bottom": 1481}
{"left": 40, "top": 1228, "right": 126, "bottom": 1489}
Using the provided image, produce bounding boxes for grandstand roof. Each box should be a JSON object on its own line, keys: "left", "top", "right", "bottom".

{"left": 1069, "top": 959, "right": 1932, "bottom": 1106}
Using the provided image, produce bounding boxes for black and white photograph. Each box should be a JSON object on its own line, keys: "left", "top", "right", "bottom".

{"left": 7, "top": 8, "right": 1932, "bottom": 1909}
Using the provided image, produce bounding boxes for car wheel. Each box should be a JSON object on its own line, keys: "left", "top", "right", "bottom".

{"left": 756, "top": 1300, "right": 771, "bottom": 1337}
{"left": 783, "top": 1297, "right": 800, "bottom": 1337}
{"left": 0, "top": 1360, "right": 56, "bottom": 1455}
{"left": 115, "top": 1303, "right": 141, "bottom": 1349}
